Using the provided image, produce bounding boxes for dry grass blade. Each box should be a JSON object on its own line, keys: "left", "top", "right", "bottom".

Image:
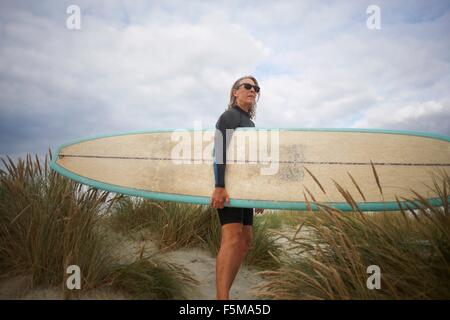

{"left": 44, "top": 153, "right": 49, "bottom": 177}
{"left": 444, "top": 176, "right": 449, "bottom": 216}
{"left": 347, "top": 172, "right": 366, "bottom": 202}
{"left": 315, "top": 202, "right": 343, "bottom": 215}
{"left": 291, "top": 267, "right": 335, "bottom": 299}
{"left": 293, "top": 220, "right": 306, "bottom": 239}
{"left": 410, "top": 190, "right": 440, "bottom": 215}
{"left": 304, "top": 186, "right": 317, "bottom": 202}
{"left": 25, "top": 154, "right": 32, "bottom": 177}
{"left": 9, "top": 204, "right": 32, "bottom": 226}
{"left": 400, "top": 197, "right": 420, "bottom": 221}
{"left": 410, "top": 190, "right": 448, "bottom": 236}
{"left": 304, "top": 166, "right": 326, "bottom": 195}
{"left": 431, "top": 172, "right": 449, "bottom": 216}
{"left": 35, "top": 155, "right": 42, "bottom": 176}
{"left": 370, "top": 160, "right": 383, "bottom": 196}
{"left": 4, "top": 156, "right": 16, "bottom": 176}
{"left": 333, "top": 179, "right": 361, "bottom": 214}
{"left": 395, "top": 196, "right": 411, "bottom": 227}
{"left": 267, "top": 249, "right": 282, "bottom": 264}
{"left": 303, "top": 191, "right": 312, "bottom": 212}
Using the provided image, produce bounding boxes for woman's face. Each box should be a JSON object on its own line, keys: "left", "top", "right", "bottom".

{"left": 233, "top": 78, "right": 258, "bottom": 109}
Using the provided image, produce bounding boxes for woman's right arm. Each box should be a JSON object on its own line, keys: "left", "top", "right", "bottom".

{"left": 211, "top": 111, "right": 238, "bottom": 208}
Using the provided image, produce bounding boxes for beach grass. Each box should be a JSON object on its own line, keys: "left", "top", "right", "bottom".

{"left": 0, "top": 153, "right": 198, "bottom": 299}
{"left": 255, "top": 210, "right": 313, "bottom": 229}
{"left": 255, "top": 169, "right": 450, "bottom": 300}
{"left": 108, "top": 197, "right": 218, "bottom": 252}
{"left": 3, "top": 151, "right": 449, "bottom": 299}
{"left": 108, "top": 197, "right": 282, "bottom": 270}
{"left": 106, "top": 256, "right": 198, "bottom": 300}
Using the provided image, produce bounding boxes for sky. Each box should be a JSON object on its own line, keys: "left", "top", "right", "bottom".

{"left": 0, "top": 0, "right": 449, "bottom": 163}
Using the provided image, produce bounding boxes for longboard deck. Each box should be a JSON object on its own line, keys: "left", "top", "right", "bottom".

{"left": 51, "top": 128, "right": 450, "bottom": 211}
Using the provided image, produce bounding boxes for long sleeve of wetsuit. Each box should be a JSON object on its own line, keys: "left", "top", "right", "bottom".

{"left": 213, "top": 111, "right": 240, "bottom": 188}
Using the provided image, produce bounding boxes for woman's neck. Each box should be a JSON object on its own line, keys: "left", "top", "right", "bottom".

{"left": 235, "top": 103, "right": 250, "bottom": 113}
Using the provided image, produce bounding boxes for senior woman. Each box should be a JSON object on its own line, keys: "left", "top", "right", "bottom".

{"left": 211, "top": 75, "right": 264, "bottom": 300}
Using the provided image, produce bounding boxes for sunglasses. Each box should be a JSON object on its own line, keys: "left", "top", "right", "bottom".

{"left": 238, "top": 83, "right": 260, "bottom": 93}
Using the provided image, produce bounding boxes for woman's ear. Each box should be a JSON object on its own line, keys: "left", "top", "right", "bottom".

{"left": 232, "top": 89, "right": 238, "bottom": 98}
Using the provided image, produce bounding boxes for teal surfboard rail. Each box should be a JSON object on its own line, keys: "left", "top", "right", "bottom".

{"left": 50, "top": 128, "right": 450, "bottom": 212}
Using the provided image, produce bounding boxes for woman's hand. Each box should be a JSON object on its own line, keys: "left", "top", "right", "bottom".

{"left": 255, "top": 208, "right": 264, "bottom": 214}
{"left": 211, "top": 187, "right": 230, "bottom": 209}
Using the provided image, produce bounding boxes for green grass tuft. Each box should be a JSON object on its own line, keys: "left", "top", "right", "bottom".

{"left": 256, "top": 172, "right": 450, "bottom": 300}
{"left": 108, "top": 257, "right": 198, "bottom": 300}
{"left": 0, "top": 152, "right": 200, "bottom": 299}
{"left": 108, "top": 198, "right": 283, "bottom": 269}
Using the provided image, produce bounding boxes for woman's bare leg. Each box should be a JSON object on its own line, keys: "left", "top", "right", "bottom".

{"left": 216, "top": 223, "right": 248, "bottom": 300}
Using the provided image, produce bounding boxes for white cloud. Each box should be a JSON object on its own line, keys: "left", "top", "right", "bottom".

{"left": 353, "top": 100, "right": 450, "bottom": 134}
{"left": 0, "top": 5, "right": 269, "bottom": 129}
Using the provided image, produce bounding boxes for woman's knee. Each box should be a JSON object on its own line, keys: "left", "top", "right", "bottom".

{"left": 222, "top": 231, "right": 243, "bottom": 247}
{"left": 222, "top": 228, "right": 250, "bottom": 252}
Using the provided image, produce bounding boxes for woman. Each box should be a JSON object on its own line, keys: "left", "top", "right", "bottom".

{"left": 210, "top": 75, "right": 264, "bottom": 300}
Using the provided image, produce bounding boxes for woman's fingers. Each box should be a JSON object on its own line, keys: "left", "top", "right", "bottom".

{"left": 211, "top": 200, "right": 225, "bottom": 209}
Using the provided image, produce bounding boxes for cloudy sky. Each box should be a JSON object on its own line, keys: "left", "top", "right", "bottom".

{"left": 1, "top": 0, "right": 449, "bottom": 163}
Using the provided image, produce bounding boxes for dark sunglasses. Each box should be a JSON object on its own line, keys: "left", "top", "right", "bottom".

{"left": 238, "top": 83, "right": 260, "bottom": 93}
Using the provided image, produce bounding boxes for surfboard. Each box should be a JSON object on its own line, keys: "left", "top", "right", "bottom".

{"left": 50, "top": 128, "right": 450, "bottom": 211}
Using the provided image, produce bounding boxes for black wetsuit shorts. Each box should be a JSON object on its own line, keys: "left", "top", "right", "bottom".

{"left": 217, "top": 207, "right": 254, "bottom": 226}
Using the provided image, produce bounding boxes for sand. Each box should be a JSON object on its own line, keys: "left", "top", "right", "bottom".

{"left": 163, "top": 247, "right": 263, "bottom": 300}
{"left": 113, "top": 231, "right": 265, "bottom": 300}
{"left": 0, "top": 233, "right": 265, "bottom": 300}
{"left": 0, "top": 220, "right": 311, "bottom": 300}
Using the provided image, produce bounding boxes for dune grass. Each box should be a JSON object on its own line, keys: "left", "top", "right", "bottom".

{"left": 256, "top": 170, "right": 450, "bottom": 300}
{"left": 0, "top": 153, "right": 114, "bottom": 289}
{"left": 106, "top": 256, "right": 198, "bottom": 300}
{"left": 108, "top": 197, "right": 282, "bottom": 269}
{"left": 4, "top": 151, "right": 446, "bottom": 299}
{"left": 108, "top": 197, "right": 220, "bottom": 252}
{"left": 255, "top": 210, "right": 313, "bottom": 229}
{"left": 0, "top": 153, "right": 197, "bottom": 299}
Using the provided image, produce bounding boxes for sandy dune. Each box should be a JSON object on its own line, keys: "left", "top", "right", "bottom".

{"left": 0, "top": 236, "right": 265, "bottom": 300}
{"left": 115, "top": 232, "right": 265, "bottom": 300}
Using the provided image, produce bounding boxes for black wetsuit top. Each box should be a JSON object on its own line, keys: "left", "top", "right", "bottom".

{"left": 213, "top": 105, "right": 255, "bottom": 188}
